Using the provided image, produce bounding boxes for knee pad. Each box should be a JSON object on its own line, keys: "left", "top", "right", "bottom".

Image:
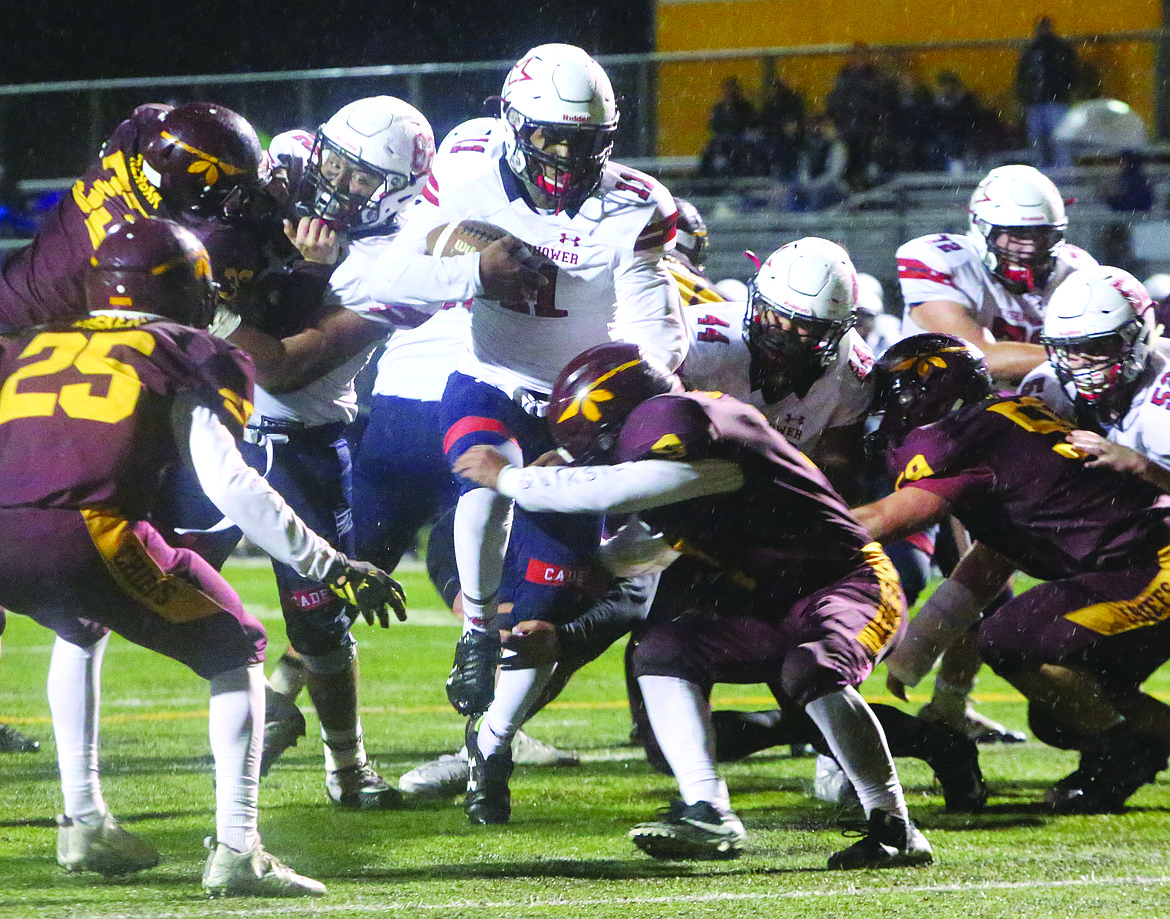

{"left": 299, "top": 636, "right": 357, "bottom": 677}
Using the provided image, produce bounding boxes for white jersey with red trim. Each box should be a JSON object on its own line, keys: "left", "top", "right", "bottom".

{"left": 365, "top": 116, "right": 686, "bottom": 397}
{"left": 679, "top": 301, "right": 875, "bottom": 452}
{"left": 1019, "top": 348, "right": 1170, "bottom": 472}
{"left": 370, "top": 305, "right": 470, "bottom": 401}
{"left": 254, "top": 130, "right": 445, "bottom": 425}
{"left": 897, "top": 232, "right": 1096, "bottom": 344}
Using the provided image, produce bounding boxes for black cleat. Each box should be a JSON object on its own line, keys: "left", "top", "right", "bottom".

{"left": 630, "top": 800, "right": 745, "bottom": 860}
{"left": 828, "top": 809, "right": 933, "bottom": 870}
{"left": 0, "top": 723, "right": 39, "bottom": 753}
{"left": 327, "top": 762, "right": 404, "bottom": 809}
{"left": 1046, "top": 724, "right": 1169, "bottom": 814}
{"left": 464, "top": 716, "right": 513, "bottom": 824}
{"left": 446, "top": 629, "right": 500, "bottom": 717}
{"left": 259, "top": 689, "right": 307, "bottom": 777}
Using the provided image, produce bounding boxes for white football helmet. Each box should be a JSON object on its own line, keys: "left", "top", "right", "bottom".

{"left": 500, "top": 44, "right": 618, "bottom": 211}
{"left": 967, "top": 164, "right": 1067, "bottom": 294}
{"left": 1041, "top": 266, "right": 1157, "bottom": 416}
{"left": 301, "top": 96, "right": 435, "bottom": 230}
{"left": 744, "top": 237, "right": 859, "bottom": 400}
{"left": 856, "top": 272, "right": 884, "bottom": 316}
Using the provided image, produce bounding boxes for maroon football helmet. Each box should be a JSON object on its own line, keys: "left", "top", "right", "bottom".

{"left": 548, "top": 342, "right": 682, "bottom": 462}
{"left": 872, "top": 333, "right": 992, "bottom": 446}
{"left": 141, "top": 102, "right": 270, "bottom": 219}
{"left": 85, "top": 219, "right": 218, "bottom": 328}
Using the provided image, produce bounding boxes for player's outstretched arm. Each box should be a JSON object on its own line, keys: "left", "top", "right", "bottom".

{"left": 176, "top": 401, "right": 406, "bottom": 626}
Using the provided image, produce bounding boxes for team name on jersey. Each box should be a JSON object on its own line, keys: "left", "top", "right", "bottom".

{"left": 533, "top": 243, "right": 580, "bottom": 266}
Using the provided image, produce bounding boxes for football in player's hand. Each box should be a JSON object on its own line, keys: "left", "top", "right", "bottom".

{"left": 426, "top": 220, "right": 511, "bottom": 256}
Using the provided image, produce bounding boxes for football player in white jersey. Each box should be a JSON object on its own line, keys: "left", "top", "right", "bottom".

{"left": 898, "top": 164, "right": 1096, "bottom": 387}
{"left": 895, "top": 163, "right": 1094, "bottom": 744}
{"left": 365, "top": 43, "right": 686, "bottom": 825}
{"left": 1021, "top": 266, "right": 1170, "bottom": 493}
{"left": 683, "top": 238, "right": 874, "bottom": 494}
{"left": 204, "top": 96, "right": 436, "bottom": 806}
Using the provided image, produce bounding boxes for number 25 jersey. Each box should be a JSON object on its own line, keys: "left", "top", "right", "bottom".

{"left": 0, "top": 313, "right": 253, "bottom": 519}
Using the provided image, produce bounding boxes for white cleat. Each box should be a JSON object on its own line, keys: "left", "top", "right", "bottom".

{"left": 202, "top": 837, "right": 326, "bottom": 898}
{"left": 512, "top": 729, "right": 580, "bottom": 766}
{"left": 398, "top": 749, "right": 471, "bottom": 799}
{"left": 56, "top": 811, "right": 161, "bottom": 876}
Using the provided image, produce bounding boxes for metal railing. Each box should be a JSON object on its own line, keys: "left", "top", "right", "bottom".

{"left": 0, "top": 30, "right": 1164, "bottom": 181}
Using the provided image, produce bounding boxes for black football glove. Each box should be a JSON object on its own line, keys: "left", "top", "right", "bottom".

{"left": 325, "top": 556, "right": 407, "bottom": 627}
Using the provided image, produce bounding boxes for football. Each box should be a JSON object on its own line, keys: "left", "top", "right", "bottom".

{"left": 426, "top": 220, "right": 511, "bottom": 256}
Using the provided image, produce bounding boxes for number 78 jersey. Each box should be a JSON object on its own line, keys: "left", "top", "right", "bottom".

{"left": 366, "top": 117, "right": 686, "bottom": 396}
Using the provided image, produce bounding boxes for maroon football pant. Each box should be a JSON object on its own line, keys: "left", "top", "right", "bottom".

{"left": 630, "top": 548, "right": 904, "bottom": 708}
{"left": 979, "top": 549, "right": 1170, "bottom": 697}
{"left": 0, "top": 506, "right": 265, "bottom": 679}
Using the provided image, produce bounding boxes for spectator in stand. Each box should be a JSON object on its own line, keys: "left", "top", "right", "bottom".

{"left": 1015, "top": 16, "right": 1082, "bottom": 168}
{"left": 699, "top": 77, "right": 763, "bottom": 179}
{"left": 886, "top": 70, "right": 940, "bottom": 173}
{"left": 787, "top": 113, "right": 849, "bottom": 212}
{"left": 826, "top": 46, "right": 897, "bottom": 188}
{"left": 933, "top": 71, "right": 992, "bottom": 172}
{"left": 759, "top": 75, "right": 807, "bottom": 181}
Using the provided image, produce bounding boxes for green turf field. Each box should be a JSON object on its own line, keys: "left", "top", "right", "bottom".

{"left": 0, "top": 559, "right": 1168, "bottom": 918}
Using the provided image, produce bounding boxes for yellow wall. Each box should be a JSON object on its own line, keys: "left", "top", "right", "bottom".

{"left": 655, "top": 0, "right": 1160, "bottom": 156}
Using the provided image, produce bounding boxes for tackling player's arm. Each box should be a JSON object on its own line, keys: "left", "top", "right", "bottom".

{"left": 910, "top": 298, "right": 1048, "bottom": 385}
{"left": 851, "top": 484, "right": 953, "bottom": 544}
{"left": 1066, "top": 429, "right": 1170, "bottom": 494}
{"left": 453, "top": 444, "right": 743, "bottom": 514}
{"left": 884, "top": 541, "right": 1016, "bottom": 699}
{"left": 226, "top": 306, "right": 390, "bottom": 393}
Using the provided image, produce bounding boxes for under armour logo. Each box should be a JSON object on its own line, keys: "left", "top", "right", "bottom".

{"left": 560, "top": 233, "right": 581, "bottom": 246}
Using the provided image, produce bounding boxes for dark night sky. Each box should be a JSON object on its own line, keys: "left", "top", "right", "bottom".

{"left": 3, "top": 1, "right": 655, "bottom": 84}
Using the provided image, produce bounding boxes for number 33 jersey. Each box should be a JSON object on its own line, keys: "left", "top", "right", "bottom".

{"left": 0, "top": 313, "right": 253, "bottom": 519}
{"left": 367, "top": 117, "right": 687, "bottom": 397}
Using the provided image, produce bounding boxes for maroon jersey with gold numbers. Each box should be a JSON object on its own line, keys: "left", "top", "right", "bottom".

{"left": 887, "top": 395, "right": 1170, "bottom": 579}
{"left": 0, "top": 112, "right": 167, "bottom": 328}
{"left": 614, "top": 390, "right": 875, "bottom": 599}
{"left": 0, "top": 313, "right": 253, "bottom": 520}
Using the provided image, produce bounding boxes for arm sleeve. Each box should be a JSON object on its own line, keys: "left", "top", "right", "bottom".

{"left": 496, "top": 457, "right": 744, "bottom": 514}
{"left": 182, "top": 404, "right": 341, "bottom": 580}
{"left": 555, "top": 573, "right": 658, "bottom": 665}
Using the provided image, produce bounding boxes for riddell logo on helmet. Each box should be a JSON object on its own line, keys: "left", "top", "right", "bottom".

{"left": 562, "top": 114, "right": 592, "bottom": 123}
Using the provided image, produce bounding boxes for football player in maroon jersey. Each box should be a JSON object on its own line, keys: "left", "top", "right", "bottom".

{"left": 455, "top": 342, "right": 933, "bottom": 870}
{"left": 0, "top": 220, "right": 403, "bottom": 896}
{"left": 855, "top": 333, "right": 1170, "bottom": 812}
